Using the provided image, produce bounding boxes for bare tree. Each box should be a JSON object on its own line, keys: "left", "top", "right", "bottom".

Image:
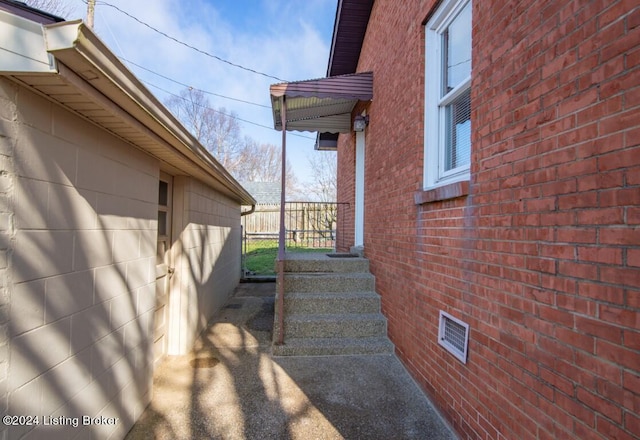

{"left": 208, "top": 108, "right": 245, "bottom": 172}
{"left": 235, "top": 139, "right": 279, "bottom": 182}
{"left": 301, "top": 152, "right": 337, "bottom": 238}
{"left": 165, "top": 87, "right": 300, "bottom": 195}
{"left": 303, "top": 152, "right": 337, "bottom": 202}
{"left": 165, "top": 89, "right": 244, "bottom": 172}
{"left": 234, "top": 140, "right": 299, "bottom": 194}
{"left": 22, "top": 0, "right": 76, "bottom": 18}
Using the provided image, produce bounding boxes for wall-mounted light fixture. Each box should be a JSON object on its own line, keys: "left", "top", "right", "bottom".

{"left": 353, "top": 114, "right": 369, "bottom": 132}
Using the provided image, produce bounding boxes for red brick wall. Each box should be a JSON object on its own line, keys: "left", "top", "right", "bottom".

{"left": 336, "top": 0, "right": 640, "bottom": 438}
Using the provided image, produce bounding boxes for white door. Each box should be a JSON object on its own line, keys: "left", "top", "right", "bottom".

{"left": 154, "top": 173, "right": 173, "bottom": 365}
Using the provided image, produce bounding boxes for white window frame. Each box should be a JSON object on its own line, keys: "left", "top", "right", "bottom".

{"left": 424, "top": 0, "right": 472, "bottom": 190}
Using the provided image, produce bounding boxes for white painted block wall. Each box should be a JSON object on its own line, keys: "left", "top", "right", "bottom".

{"left": 0, "top": 77, "right": 244, "bottom": 439}
{"left": 1, "top": 78, "right": 158, "bottom": 440}
{"left": 169, "top": 177, "right": 241, "bottom": 354}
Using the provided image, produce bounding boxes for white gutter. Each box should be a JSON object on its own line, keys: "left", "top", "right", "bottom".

{"left": 0, "top": 14, "right": 255, "bottom": 205}
{"left": 42, "top": 20, "right": 255, "bottom": 205}
{"left": 0, "top": 8, "right": 56, "bottom": 73}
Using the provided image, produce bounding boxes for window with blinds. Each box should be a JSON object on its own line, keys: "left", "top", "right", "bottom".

{"left": 424, "top": 0, "right": 472, "bottom": 188}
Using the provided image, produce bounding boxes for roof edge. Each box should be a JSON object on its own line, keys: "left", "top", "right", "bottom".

{"left": 0, "top": 0, "right": 64, "bottom": 24}
{"left": 41, "top": 20, "right": 255, "bottom": 205}
{"left": 326, "top": 0, "right": 344, "bottom": 77}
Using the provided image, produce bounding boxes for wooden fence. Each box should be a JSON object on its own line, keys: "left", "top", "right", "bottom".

{"left": 242, "top": 203, "right": 280, "bottom": 234}
{"left": 241, "top": 202, "right": 350, "bottom": 277}
{"left": 242, "top": 202, "right": 344, "bottom": 239}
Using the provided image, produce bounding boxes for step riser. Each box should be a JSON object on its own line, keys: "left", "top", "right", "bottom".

{"left": 285, "top": 319, "right": 387, "bottom": 339}
{"left": 284, "top": 257, "right": 369, "bottom": 274}
{"left": 275, "top": 253, "right": 396, "bottom": 357}
{"left": 272, "top": 341, "right": 394, "bottom": 356}
{"left": 283, "top": 275, "right": 375, "bottom": 293}
{"left": 284, "top": 297, "right": 381, "bottom": 314}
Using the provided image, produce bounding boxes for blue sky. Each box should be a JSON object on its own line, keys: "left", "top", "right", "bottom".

{"left": 59, "top": 0, "right": 338, "bottom": 185}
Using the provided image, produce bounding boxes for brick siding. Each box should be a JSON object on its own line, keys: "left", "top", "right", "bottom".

{"left": 336, "top": 1, "right": 640, "bottom": 438}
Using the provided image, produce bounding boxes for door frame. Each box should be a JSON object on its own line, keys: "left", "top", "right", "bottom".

{"left": 354, "top": 123, "right": 365, "bottom": 248}
{"left": 154, "top": 171, "right": 173, "bottom": 365}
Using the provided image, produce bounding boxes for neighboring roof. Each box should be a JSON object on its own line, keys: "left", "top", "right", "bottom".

{"left": 241, "top": 182, "right": 281, "bottom": 205}
{"left": 0, "top": 0, "right": 64, "bottom": 24}
{"left": 327, "top": 0, "right": 374, "bottom": 77}
{"left": 0, "top": 6, "right": 255, "bottom": 206}
{"left": 270, "top": 72, "right": 373, "bottom": 133}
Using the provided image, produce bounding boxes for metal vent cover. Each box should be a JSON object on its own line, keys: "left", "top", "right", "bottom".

{"left": 438, "top": 311, "right": 469, "bottom": 364}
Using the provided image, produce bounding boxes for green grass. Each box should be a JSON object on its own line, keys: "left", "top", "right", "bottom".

{"left": 244, "top": 240, "right": 278, "bottom": 275}
{"left": 243, "top": 239, "right": 332, "bottom": 276}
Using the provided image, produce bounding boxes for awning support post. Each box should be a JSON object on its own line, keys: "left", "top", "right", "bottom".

{"left": 276, "top": 97, "right": 287, "bottom": 346}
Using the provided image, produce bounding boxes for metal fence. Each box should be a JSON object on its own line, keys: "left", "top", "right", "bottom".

{"left": 242, "top": 202, "right": 350, "bottom": 277}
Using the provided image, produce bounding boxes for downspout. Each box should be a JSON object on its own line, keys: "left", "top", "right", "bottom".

{"left": 241, "top": 205, "right": 256, "bottom": 216}
{"left": 276, "top": 97, "right": 287, "bottom": 346}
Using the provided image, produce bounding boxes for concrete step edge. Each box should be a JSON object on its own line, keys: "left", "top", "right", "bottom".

{"left": 284, "top": 291, "right": 380, "bottom": 299}
{"left": 283, "top": 257, "right": 370, "bottom": 274}
{"left": 284, "top": 313, "right": 387, "bottom": 323}
{"left": 283, "top": 274, "right": 376, "bottom": 291}
{"left": 278, "top": 336, "right": 394, "bottom": 345}
{"left": 284, "top": 317, "right": 388, "bottom": 338}
{"left": 284, "top": 272, "right": 374, "bottom": 277}
{"left": 272, "top": 337, "right": 395, "bottom": 356}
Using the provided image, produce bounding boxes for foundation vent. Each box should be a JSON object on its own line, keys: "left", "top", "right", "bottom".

{"left": 438, "top": 311, "right": 469, "bottom": 364}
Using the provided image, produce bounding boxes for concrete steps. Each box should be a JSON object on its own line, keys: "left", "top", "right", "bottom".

{"left": 282, "top": 254, "right": 370, "bottom": 273}
{"left": 272, "top": 337, "right": 395, "bottom": 356}
{"left": 284, "top": 313, "right": 387, "bottom": 338}
{"left": 283, "top": 272, "right": 375, "bottom": 293}
{"left": 284, "top": 291, "right": 381, "bottom": 315}
{"left": 273, "top": 253, "right": 394, "bottom": 357}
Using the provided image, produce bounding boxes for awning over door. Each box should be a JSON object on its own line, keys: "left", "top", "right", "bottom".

{"left": 269, "top": 71, "right": 373, "bottom": 133}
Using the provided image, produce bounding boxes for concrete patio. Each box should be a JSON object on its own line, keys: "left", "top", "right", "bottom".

{"left": 125, "top": 282, "right": 458, "bottom": 439}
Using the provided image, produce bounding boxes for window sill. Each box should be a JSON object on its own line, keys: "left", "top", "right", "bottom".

{"left": 414, "top": 180, "right": 469, "bottom": 205}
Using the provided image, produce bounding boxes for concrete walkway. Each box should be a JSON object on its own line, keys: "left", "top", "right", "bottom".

{"left": 125, "top": 282, "right": 458, "bottom": 440}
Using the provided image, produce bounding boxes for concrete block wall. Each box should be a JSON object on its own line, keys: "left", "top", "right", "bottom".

{"left": 1, "top": 78, "right": 158, "bottom": 439}
{"left": 0, "top": 77, "right": 17, "bottom": 439}
{"left": 336, "top": 1, "right": 640, "bottom": 439}
{"left": 170, "top": 177, "right": 241, "bottom": 354}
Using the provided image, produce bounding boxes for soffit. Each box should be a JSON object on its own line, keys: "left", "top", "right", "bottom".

{"left": 311, "top": 0, "right": 374, "bottom": 150}
{"left": 327, "top": 0, "right": 374, "bottom": 76}
{"left": 9, "top": 70, "right": 253, "bottom": 203}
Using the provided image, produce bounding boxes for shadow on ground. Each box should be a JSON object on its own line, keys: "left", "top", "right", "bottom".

{"left": 125, "top": 282, "right": 457, "bottom": 440}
